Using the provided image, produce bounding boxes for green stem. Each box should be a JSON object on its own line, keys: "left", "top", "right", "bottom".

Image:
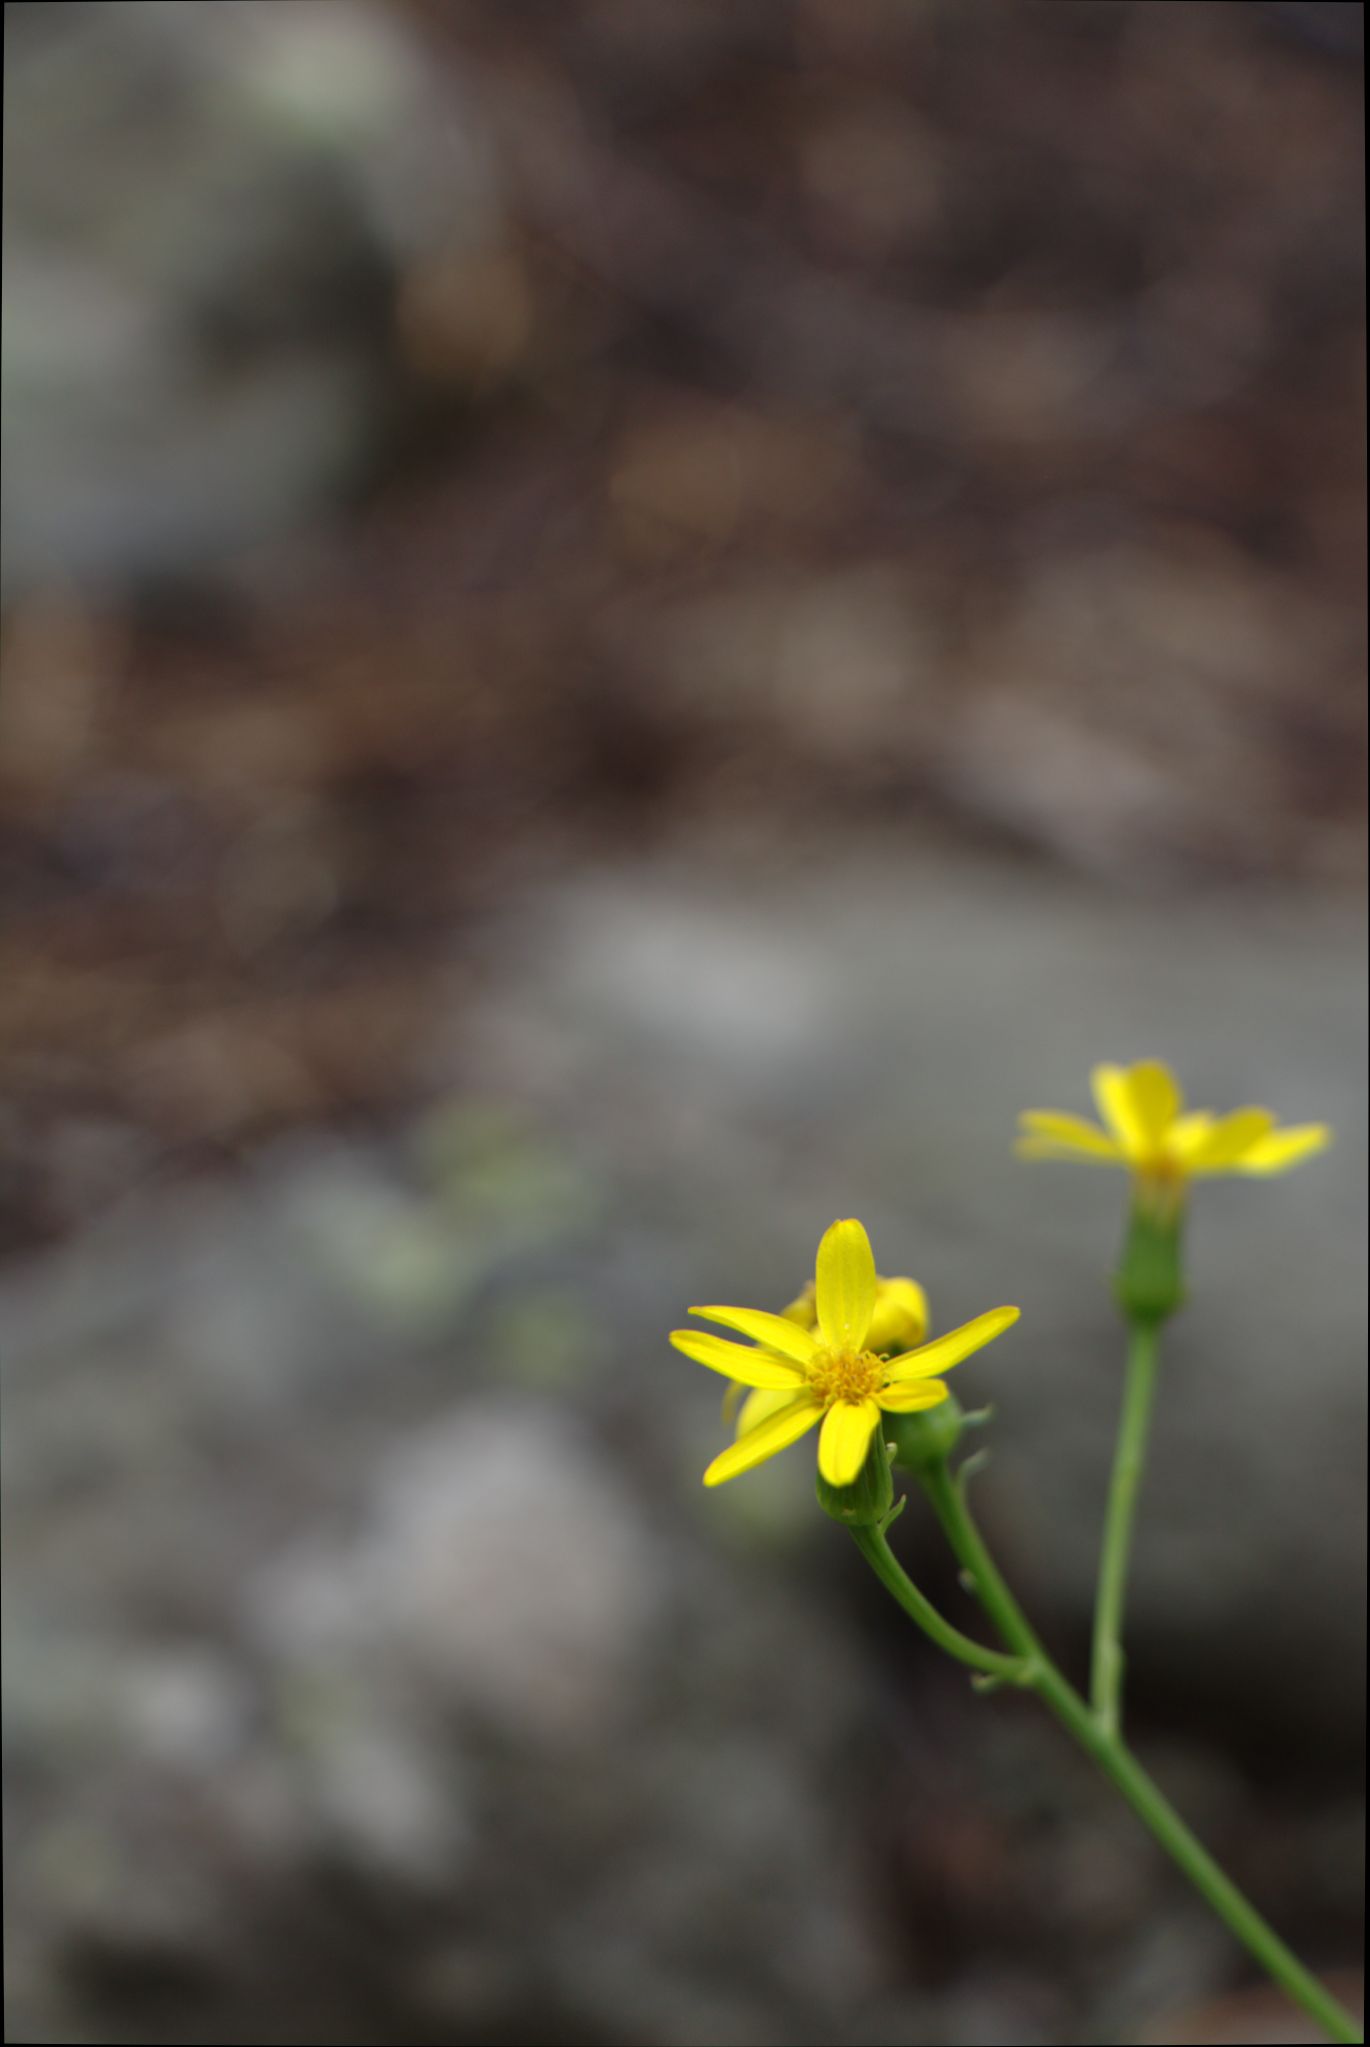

{"left": 919, "top": 1460, "right": 1042, "bottom": 1665}
{"left": 1035, "top": 1669, "right": 1362, "bottom": 2045}
{"left": 1091, "top": 1319, "right": 1162, "bottom": 1734}
{"left": 869, "top": 1466, "right": 1362, "bottom": 2046}
{"left": 848, "top": 1524, "right": 1028, "bottom": 1684}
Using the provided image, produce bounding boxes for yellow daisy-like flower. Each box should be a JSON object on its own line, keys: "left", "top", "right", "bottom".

{"left": 722, "top": 1271, "right": 932, "bottom": 1442}
{"left": 671, "top": 1219, "right": 1019, "bottom": 1489}
{"left": 777, "top": 1273, "right": 931, "bottom": 1357}
{"left": 1017, "top": 1059, "right": 1330, "bottom": 1193}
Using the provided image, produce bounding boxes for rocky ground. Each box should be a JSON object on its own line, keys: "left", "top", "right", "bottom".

{"left": 2, "top": 4, "right": 1364, "bottom": 2043}
{"left": 4, "top": 841, "right": 1364, "bottom": 2045}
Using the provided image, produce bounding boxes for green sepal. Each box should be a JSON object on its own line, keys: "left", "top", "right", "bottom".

{"left": 1114, "top": 1192, "right": 1186, "bottom": 1325}
{"left": 815, "top": 1430, "right": 895, "bottom": 1527}
{"left": 883, "top": 1390, "right": 965, "bottom": 1474}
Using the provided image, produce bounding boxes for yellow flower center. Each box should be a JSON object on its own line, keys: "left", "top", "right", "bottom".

{"left": 805, "top": 1347, "right": 885, "bottom": 1407}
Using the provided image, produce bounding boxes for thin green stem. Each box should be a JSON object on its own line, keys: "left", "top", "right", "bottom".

{"left": 919, "top": 1459, "right": 1042, "bottom": 1664}
{"left": 847, "top": 1524, "right": 1028, "bottom": 1684}
{"left": 1033, "top": 1665, "right": 1362, "bottom": 2046}
{"left": 1091, "top": 1319, "right": 1162, "bottom": 1734}
{"left": 867, "top": 1465, "right": 1362, "bottom": 2046}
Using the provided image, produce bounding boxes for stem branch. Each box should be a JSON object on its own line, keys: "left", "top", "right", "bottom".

{"left": 860, "top": 1465, "right": 1361, "bottom": 2046}
{"left": 847, "top": 1524, "right": 1028, "bottom": 1683}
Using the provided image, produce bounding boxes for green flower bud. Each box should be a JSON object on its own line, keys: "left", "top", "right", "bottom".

{"left": 1114, "top": 1191, "right": 1186, "bottom": 1324}
{"left": 883, "top": 1390, "right": 965, "bottom": 1473}
{"left": 815, "top": 1430, "right": 894, "bottom": 1527}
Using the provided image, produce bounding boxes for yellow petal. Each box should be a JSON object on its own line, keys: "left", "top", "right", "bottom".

{"left": 876, "top": 1378, "right": 951, "bottom": 1413}
{"left": 669, "top": 1330, "right": 807, "bottom": 1388}
{"left": 884, "top": 1305, "right": 1020, "bottom": 1380}
{"left": 1016, "top": 1139, "right": 1125, "bottom": 1167}
{"left": 687, "top": 1305, "right": 819, "bottom": 1364}
{"left": 817, "top": 1398, "right": 881, "bottom": 1485}
{"left": 1017, "top": 1112, "right": 1125, "bottom": 1162}
{"left": 1166, "top": 1111, "right": 1216, "bottom": 1160}
{"left": 720, "top": 1381, "right": 746, "bottom": 1426}
{"left": 814, "top": 1218, "right": 877, "bottom": 1352}
{"left": 1182, "top": 1108, "right": 1276, "bottom": 1174}
{"left": 866, "top": 1277, "right": 930, "bottom": 1353}
{"left": 703, "top": 1395, "right": 822, "bottom": 1486}
{"left": 1091, "top": 1064, "right": 1149, "bottom": 1156}
{"left": 1230, "top": 1125, "right": 1332, "bottom": 1176}
{"left": 1126, "top": 1060, "right": 1183, "bottom": 1138}
{"left": 734, "top": 1386, "right": 796, "bottom": 1437}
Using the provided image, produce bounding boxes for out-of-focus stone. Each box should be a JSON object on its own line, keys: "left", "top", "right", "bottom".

{"left": 268, "top": 1401, "right": 662, "bottom": 1748}
{"left": 2, "top": 0, "right": 500, "bottom": 595}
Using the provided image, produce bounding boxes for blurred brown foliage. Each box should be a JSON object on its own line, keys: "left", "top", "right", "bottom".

{"left": 2, "top": 0, "right": 1364, "bottom": 1252}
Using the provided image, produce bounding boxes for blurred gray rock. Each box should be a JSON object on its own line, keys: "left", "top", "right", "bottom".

{"left": 1, "top": 1149, "right": 882, "bottom": 2044}
{"left": 2, "top": 844, "right": 1363, "bottom": 2043}
{"left": 251, "top": 1402, "right": 661, "bottom": 1749}
{"left": 2, "top": 0, "right": 499, "bottom": 595}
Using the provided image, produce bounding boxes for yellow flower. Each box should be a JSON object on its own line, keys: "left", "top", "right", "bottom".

{"left": 1017, "top": 1059, "right": 1331, "bottom": 1192}
{"left": 722, "top": 1271, "right": 932, "bottom": 1443}
{"left": 671, "top": 1219, "right": 1019, "bottom": 1489}
{"left": 778, "top": 1273, "right": 931, "bottom": 1357}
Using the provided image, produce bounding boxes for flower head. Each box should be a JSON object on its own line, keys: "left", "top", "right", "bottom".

{"left": 671, "top": 1219, "right": 1018, "bottom": 1488}
{"left": 1017, "top": 1059, "right": 1329, "bottom": 1200}
{"left": 778, "top": 1273, "right": 930, "bottom": 1357}
{"left": 721, "top": 1270, "right": 931, "bottom": 1443}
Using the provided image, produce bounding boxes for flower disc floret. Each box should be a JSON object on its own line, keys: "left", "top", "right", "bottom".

{"left": 670, "top": 1218, "right": 1019, "bottom": 1490}
{"left": 806, "top": 1346, "right": 885, "bottom": 1406}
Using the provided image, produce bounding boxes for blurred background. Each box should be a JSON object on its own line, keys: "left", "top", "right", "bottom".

{"left": 2, "top": 3, "right": 1365, "bottom": 2043}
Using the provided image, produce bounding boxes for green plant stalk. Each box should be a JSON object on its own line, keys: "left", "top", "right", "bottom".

{"left": 859, "top": 1465, "right": 1361, "bottom": 2047}
{"left": 1091, "top": 1319, "right": 1161, "bottom": 1734}
{"left": 848, "top": 1523, "right": 1027, "bottom": 1684}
